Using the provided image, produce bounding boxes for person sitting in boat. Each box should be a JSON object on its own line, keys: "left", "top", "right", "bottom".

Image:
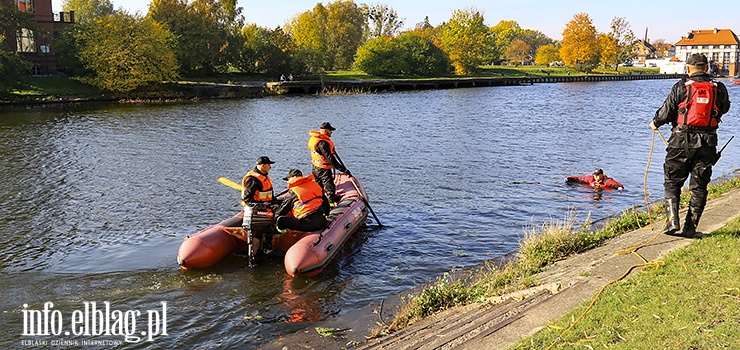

{"left": 274, "top": 169, "right": 330, "bottom": 233}
{"left": 241, "top": 156, "right": 280, "bottom": 206}
{"left": 566, "top": 168, "right": 624, "bottom": 190}
{"left": 308, "top": 122, "right": 350, "bottom": 205}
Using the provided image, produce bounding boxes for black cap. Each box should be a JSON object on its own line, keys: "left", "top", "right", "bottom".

{"left": 687, "top": 53, "right": 708, "bottom": 66}
{"left": 320, "top": 122, "right": 336, "bottom": 131}
{"left": 256, "top": 156, "right": 275, "bottom": 165}
{"left": 593, "top": 168, "right": 604, "bottom": 176}
{"left": 282, "top": 168, "right": 303, "bottom": 181}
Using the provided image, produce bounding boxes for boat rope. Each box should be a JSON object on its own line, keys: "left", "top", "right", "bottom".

{"left": 546, "top": 129, "right": 669, "bottom": 349}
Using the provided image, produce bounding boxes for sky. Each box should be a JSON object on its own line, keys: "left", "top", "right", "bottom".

{"left": 51, "top": 0, "right": 738, "bottom": 43}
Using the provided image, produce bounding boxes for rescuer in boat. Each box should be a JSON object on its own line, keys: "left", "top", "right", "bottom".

{"left": 650, "top": 53, "right": 731, "bottom": 238}
{"left": 566, "top": 168, "right": 624, "bottom": 190}
{"left": 274, "top": 169, "right": 330, "bottom": 233}
{"left": 241, "top": 156, "right": 279, "bottom": 206}
{"left": 308, "top": 122, "right": 350, "bottom": 205}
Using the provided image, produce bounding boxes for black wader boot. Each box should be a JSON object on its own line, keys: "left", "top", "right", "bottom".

{"left": 661, "top": 199, "right": 681, "bottom": 235}
{"left": 682, "top": 206, "right": 704, "bottom": 239}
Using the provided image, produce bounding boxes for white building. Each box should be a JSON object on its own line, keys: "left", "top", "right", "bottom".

{"left": 674, "top": 29, "right": 740, "bottom": 77}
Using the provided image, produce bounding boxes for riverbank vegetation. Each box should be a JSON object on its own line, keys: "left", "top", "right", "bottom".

{"left": 2, "top": 0, "right": 669, "bottom": 99}
{"left": 375, "top": 177, "right": 740, "bottom": 337}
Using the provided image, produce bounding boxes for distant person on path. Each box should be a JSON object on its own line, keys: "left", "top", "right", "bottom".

{"left": 274, "top": 169, "right": 329, "bottom": 233}
{"left": 308, "top": 122, "right": 350, "bottom": 205}
{"left": 650, "top": 53, "right": 731, "bottom": 238}
{"left": 566, "top": 168, "right": 624, "bottom": 190}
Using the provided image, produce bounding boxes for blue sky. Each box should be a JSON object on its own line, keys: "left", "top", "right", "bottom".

{"left": 51, "top": 0, "right": 737, "bottom": 43}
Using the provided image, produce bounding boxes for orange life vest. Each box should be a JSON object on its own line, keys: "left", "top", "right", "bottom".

{"left": 308, "top": 130, "right": 335, "bottom": 169}
{"left": 242, "top": 170, "right": 274, "bottom": 203}
{"left": 677, "top": 79, "right": 719, "bottom": 128}
{"left": 287, "top": 174, "right": 323, "bottom": 219}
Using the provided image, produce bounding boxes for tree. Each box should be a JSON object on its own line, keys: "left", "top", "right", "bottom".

{"left": 608, "top": 17, "right": 636, "bottom": 70}
{"left": 490, "top": 20, "right": 521, "bottom": 62}
{"left": 234, "top": 24, "right": 290, "bottom": 75}
{"left": 396, "top": 31, "right": 449, "bottom": 76}
{"left": 440, "top": 8, "right": 492, "bottom": 75}
{"left": 0, "top": 34, "right": 30, "bottom": 95}
{"left": 324, "top": 0, "right": 367, "bottom": 69}
{"left": 652, "top": 38, "right": 671, "bottom": 57}
{"left": 353, "top": 36, "right": 406, "bottom": 75}
{"left": 364, "top": 3, "right": 404, "bottom": 38}
{"left": 75, "top": 12, "right": 179, "bottom": 92}
{"left": 517, "top": 29, "right": 555, "bottom": 59}
{"left": 560, "top": 13, "right": 599, "bottom": 72}
{"left": 285, "top": 4, "right": 328, "bottom": 72}
{"left": 505, "top": 38, "right": 530, "bottom": 65}
{"left": 597, "top": 32, "right": 617, "bottom": 69}
{"left": 61, "top": 0, "right": 114, "bottom": 25}
{"left": 535, "top": 43, "right": 560, "bottom": 66}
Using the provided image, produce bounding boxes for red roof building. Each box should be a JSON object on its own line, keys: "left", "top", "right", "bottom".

{"left": 675, "top": 28, "right": 740, "bottom": 77}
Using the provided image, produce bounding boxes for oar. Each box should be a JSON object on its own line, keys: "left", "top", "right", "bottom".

{"left": 334, "top": 154, "right": 383, "bottom": 227}
{"left": 218, "top": 177, "right": 244, "bottom": 191}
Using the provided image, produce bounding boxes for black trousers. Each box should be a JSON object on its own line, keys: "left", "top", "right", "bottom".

{"left": 663, "top": 144, "right": 715, "bottom": 210}
{"left": 276, "top": 210, "right": 328, "bottom": 232}
{"left": 312, "top": 166, "right": 337, "bottom": 201}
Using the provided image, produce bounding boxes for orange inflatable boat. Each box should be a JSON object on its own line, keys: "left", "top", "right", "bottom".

{"left": 177, "top": 174, "right": 369, "bottom": 277}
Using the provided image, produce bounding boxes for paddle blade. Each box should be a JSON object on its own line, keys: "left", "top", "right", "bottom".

{"left": 218, "top": 177, "right": 244, "bottom": 191}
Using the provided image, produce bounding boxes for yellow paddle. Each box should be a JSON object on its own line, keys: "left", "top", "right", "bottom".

{"left": 218, "top": 177, "right": 244, "bottom": 191}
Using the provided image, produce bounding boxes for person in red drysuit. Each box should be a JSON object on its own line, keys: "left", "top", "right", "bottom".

{"left": 566, "top": 168, "right": 624, "bottom": 190}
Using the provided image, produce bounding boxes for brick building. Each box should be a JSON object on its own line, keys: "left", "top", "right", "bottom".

{"left": 2, "top": 0, "right": 74, "bottom": 75}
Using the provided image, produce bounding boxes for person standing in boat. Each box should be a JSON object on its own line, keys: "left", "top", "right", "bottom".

{"left": 274, "top": 169, "right": 329, "bottom": 233}
{"left": 566, "top": 168, "right": 624, "bottom": 190}
{"left": 241, "top": 156, "right": 279, "bottom": 206}
{"left": 650, "top": 53, "right": 731, "bottom": 238}
{"left": 308, "top": 122, "right": 350, "bottom": 205}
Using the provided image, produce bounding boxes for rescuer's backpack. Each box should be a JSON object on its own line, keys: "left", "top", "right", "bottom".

{"left": 677, "top": 79, "right": 719, "bottom": 127}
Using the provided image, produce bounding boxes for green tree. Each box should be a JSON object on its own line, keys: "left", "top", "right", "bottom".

{"left": 560, "top": 13, "right": 599, "bottom": 72}
{"left": 75, "top": 12, "right": 179, "bottom": 92}
{"left": 489, "top": 20, "right": 521, "bottom": 62}
{"left": 440, "top": 8, "right": 492, "bottom": 75}
{"left": 353, "top": 36, "right": 405, "bottom": 75}
{"left": 61, "top": 0, "right": 114, "bottom": 25}
{"left": 0, "top": 34, "right": 30, "bottom": 95}
{"left": 235, "top": 24, "right": 290, "bottom": 75}
{"left": 364, "top": 3, "right": 404, "bottom": 38}
{"left": 517, "top": 29, "right": 555, "bottom": 58}
{"left": 285, "top": 4, "right": 328, "bottom": 72}
{"left": 54, "top": 24, "right": 88, "bottom": 76}
{"left": 396, "top": 31, "right": 449, "bottom": 76}
{"left": 535, "top": 43, "right": 560, "bottom": 66}
{"left": 324, "top": 0, "right": 367, "bottom": 69}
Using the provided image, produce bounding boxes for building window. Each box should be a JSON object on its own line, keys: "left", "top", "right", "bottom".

{"left": 16, "top": 28, "right": 36, "bottom": 53}
{"left": 15, "top": 0, "right": 33, "bottom": 12}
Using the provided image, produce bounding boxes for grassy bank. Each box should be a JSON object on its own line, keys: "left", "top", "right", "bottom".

{"left": 375, "top": 177, "right": 740, "bottom": 338}
{"left": 4, "top": 66, "right": 662, "bottom": 103}
{"left": 512, "top": 216, "right": 740, "bottom": 349}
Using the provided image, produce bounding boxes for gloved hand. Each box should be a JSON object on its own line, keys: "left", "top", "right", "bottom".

{"left": 344, "top": 169, "right": 352, "bottom": 177}
{"left": 617, "top": 186, "right": 624, "bottom": 192}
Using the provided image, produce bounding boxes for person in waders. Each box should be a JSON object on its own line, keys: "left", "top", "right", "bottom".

{"left": 650, "top": 53, "right": 731, "bottom": 238}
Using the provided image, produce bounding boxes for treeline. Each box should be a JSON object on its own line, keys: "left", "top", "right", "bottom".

{"left": 1, "top": 0, "right": 648, "bottom": 94}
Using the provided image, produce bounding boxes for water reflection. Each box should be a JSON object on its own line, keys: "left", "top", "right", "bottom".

{"left": 1, "top": 80, "right": 739, "bottom": 348}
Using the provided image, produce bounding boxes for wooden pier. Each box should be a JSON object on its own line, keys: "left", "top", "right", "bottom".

{"left": 266, "top": 73, "right": 684, "bottom": 94}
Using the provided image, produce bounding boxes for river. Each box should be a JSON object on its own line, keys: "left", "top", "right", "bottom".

{"left": 1, "top": 79, "right": 738, "bottom": 348}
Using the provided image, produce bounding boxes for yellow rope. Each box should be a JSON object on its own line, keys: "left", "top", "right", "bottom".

{"left": 546, "top": 130, "right": 668, "bottom": 349}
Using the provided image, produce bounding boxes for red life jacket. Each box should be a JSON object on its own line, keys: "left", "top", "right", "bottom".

{"left": 677, "top": 79, "right": 719, "bottom": 127}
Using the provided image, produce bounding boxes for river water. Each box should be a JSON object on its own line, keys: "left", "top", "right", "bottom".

{"left": 1, "top": 79, "right": 738, "bottom": 348}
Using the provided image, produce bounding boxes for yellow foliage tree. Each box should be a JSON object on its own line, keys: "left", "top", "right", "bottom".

{"left": 535, "top": 44, "right": 560, "bottom": 66}
{"left": 559, "top": 13, "right": 599, "bottom": 72}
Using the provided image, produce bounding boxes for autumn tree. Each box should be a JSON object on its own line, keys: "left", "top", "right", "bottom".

{"left": 234, "top": 24, "right": 290, "bottom": 75}
{"left": 597, "top": 32, "right": 617, "bottom": 68}
{"left": 364, "top": 3, "right": 404, "bottom": 38}
{"left": 517, "top": 29, "right": 555, "bottom": 59}
{"left": 560, "top": 13, "right": 599, "bottom": 72}
{"left": 62, "top": 0, "right": 114, "bottom": 25}
{"left": 75, "top": 12, "right": 178, "bottom": 92}
{"left": 440, "top": 8, "right": 492, "bottom": 75}
{"left": 505, "top": 38, "right": 530, "bottom": 65}
{"left": 535, "top": 43, "right": 560, "bottom": 65}
{"left": 285, "top": 4, "right": 328, "bottom": 73}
